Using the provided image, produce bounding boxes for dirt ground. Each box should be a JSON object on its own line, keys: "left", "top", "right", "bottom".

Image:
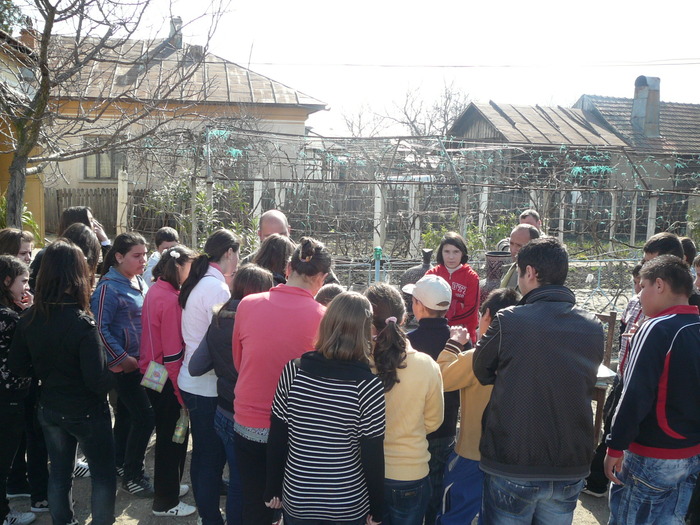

{"left": 9, "top": 437, "right": 610, "bottom": 525}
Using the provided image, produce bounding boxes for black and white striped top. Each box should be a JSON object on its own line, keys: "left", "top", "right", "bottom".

{"left": 270, "top": 352, "right": 385, "bottom": 520}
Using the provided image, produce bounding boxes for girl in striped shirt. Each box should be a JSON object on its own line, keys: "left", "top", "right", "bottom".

{"left": 265, "top": 292, "right": 385, "bottom": 525}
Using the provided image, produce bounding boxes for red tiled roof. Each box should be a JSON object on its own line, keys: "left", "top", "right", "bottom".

{"left": 574, "top": 95, "right": 700, "bottom": 154}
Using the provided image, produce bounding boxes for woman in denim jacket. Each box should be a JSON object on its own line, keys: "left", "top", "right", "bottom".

{"left": 91, "top": 233, "right": 152, "bottom": 497}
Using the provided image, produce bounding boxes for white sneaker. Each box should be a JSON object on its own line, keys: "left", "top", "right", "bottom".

{"left": 73, "top": 458, "right": 91, "bottom": 478}
{"left": 3, "top": 510, "right": 36, "bottom": 525}
{"left": 152, "top": 501, "right": 197, "bottom": 517}
{"left": 178, "top": 484, "right": 189, "bottom": 497}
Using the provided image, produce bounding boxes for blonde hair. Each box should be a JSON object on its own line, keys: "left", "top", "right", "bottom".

{"left": 316, "top": 292, "right": 373, "bottom": 362}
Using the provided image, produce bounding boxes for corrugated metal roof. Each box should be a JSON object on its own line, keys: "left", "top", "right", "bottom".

{"left": 574, "top": 95, "right": 700, "bottom": 154}
{"left": 450, "top": 102, "right": 627, "bottom": 147}
{"left": 49, "top": 35, "right": 326, "bottom": 111}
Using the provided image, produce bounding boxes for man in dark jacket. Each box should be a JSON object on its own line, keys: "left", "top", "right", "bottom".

{"left": 473, "top": 237, "right": 604, "bottom": 525}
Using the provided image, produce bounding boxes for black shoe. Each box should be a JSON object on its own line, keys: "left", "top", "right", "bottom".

{"left": 582, "top": 484, "right": 607, "bottom": 498}
{"left": 122, "top": 475, "right": 154, "bottom": 498}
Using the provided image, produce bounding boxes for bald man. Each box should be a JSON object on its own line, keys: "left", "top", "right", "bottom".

{"left": 241, "top": 210, "right": 291, "bottom": 265}
{"left": 500, "top": 224, "right": 540, "bottom": 291}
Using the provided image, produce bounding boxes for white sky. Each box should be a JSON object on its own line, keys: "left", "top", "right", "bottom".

{"left": 96, "top": 0, "right": 700, "bottom": 135}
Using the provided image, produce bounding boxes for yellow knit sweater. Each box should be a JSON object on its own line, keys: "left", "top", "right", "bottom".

{"left": 437, "top": 340, "right": 493, "bottom": 461}
{"left": 376, "top": 346, "right": 444, "bottom": 481}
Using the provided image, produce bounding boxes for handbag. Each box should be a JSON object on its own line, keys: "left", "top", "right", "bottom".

{"left": 139, "top": 290, "right": 170, "bottom": 393}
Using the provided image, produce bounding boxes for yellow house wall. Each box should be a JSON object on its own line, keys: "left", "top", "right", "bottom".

{"left": 51, "top": 99, "right": 316, "bottom": 188}
{"left": 0, "top": 148, "right": 46, "bottom": 241}
{"left": 0, "top": 45, "right": 45, "bottom": 240}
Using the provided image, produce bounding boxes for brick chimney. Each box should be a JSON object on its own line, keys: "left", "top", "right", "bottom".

{"left": 169, "top": 17, "right": 183, "bottom": 49}
{"left": 18, "top": 28, "right": 40, "bottom": 50}
{"left": 631, "top": 75, "right": 660, "bottom": 138}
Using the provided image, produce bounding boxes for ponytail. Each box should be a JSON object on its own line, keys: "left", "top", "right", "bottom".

{"left": 179, "top": 229, "right": 239, "bottom": 308}
{"left": 365, "top": 282, "right": 407, "bottom": 392}
{"left": 289, "top": 236, "right": 331, "bottom": 278}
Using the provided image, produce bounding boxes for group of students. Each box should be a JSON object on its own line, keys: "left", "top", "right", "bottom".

{"left": 0, "top": 208, "right": 487, "bottom": 525}
{"left": 1, "top": 206, "right": 698, "bottom": 525}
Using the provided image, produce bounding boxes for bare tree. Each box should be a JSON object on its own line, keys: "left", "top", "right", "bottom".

{"left": 383, "top": 81, "right": 469, "bottom": 137}
{"left": 341, "top": 103, "right": 388, "bottom": 138}
{"left": 0, "top": 0, "right": 226, "bottom": 227}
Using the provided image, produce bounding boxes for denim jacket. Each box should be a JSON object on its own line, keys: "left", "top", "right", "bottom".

{"left": 91, "top": 267, "right": 145, "bottom": 368}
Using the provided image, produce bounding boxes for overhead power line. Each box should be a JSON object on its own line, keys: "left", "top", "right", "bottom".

{"left": 246, "top": 59, "right": 700, "bottom": 69}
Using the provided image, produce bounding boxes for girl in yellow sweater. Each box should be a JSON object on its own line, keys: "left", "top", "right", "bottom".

{"left": 365, "top": 283, "right": 444, "bottom": 525}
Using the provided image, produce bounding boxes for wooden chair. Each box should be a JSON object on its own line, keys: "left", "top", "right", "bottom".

{"left": 593, "top": 311, "right": 617, "bottom": 445}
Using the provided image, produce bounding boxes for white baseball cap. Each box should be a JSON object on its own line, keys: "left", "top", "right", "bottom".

{"left": 402, "top": 274, "right": 452, "bottom": 310}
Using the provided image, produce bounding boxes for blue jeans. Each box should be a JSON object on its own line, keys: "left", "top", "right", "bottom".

{"left": 283, "top": 513, "right": 365, "bottom": 525}
{"left": 482, "top": 473, "right": 584, "bottom": 525}
{"left": 38, "top": 403, "right": 116, "bottom": 525}
{"left": 437, "top": 453, "right": 483, "bottom": 525}
{"left": 214, "top": 409, "right": 243, "bottom": 525}
{"left": 383, "top": 476, "right": 431, "bottom": 525}
{"left": 609, "top": 451, "right": 700, "bottom": 525}
{"left": 182, "top": 391, "right": 225, "bottom": 525}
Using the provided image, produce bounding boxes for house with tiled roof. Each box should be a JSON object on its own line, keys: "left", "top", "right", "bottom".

{"left": 447, "top": 76, "right": 700, "bottom": 241}
{"left": 34, "top": 18, "right": 326, "bottom": 191}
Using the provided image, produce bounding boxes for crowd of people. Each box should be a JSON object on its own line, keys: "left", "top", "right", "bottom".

{"left": 0, "top": 205, "right": 698, "bottom": 525}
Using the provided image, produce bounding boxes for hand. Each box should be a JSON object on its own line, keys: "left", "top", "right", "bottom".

{"left": 366, "top": 515, "right": 381, "bottom": 525}
{"left": 265, "top": 496, "right": 282, "bottom": 509}
{"left": 92, "top": 219, "right": 108, "bottom": 243}
{"left": 15, "top": 291, "right": 33, "bottom": 310}
{"left": 119, "top": 356, "right": 139, "bottom": 373}
{"left": 449, "top": 326, "right": 469, "bottom": 345}
{"left": 604, "top": 453, "right": 624, "bottom": 485}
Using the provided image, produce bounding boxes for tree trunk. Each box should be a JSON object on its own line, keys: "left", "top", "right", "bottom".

{"left": 7, "top": 154, "right": 28, "bottom": 228}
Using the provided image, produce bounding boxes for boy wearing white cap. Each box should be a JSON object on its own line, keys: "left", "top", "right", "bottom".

{"left": 402, "top": 274, "right": 456, "bottom": 525}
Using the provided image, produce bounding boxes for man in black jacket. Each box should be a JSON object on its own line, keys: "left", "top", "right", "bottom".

{"left": 473, "top": 237, "right": 604, "bottom": 525}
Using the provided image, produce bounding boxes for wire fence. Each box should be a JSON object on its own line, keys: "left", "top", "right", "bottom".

{"left": 124, "top": 131, "right": 700, "bottom": 259}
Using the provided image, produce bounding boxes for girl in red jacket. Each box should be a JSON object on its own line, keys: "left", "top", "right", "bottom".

{"left": 425, "top": 232, "right": 480, "bottom": 343}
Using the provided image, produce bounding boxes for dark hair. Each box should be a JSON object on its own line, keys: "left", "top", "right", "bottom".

{"left": 0, "top": 255, "right": 28, "bottom": 307}
{"left": 316, "top": 292, "right": 373, "bottom": 362}
{"left": 436, "top": 232, "right": 468, "bottom": 265}
{"left": 643, "top": 232, "right": 684, "bottom": 260}
{"left": 315, "top": 283, "right": 346, "bottom": 306}
{"left": 0, "top": 228, "right": 34, "bottom": 256}
{"left": 519, "top": 209, "right": 541, "bottom": 223}
{"left": 289, "top": 237, "right": 332, "bottom": 278}
{"left": 58, "top": 206, "right": 92, "bottom": 235}
{"left": 480, "top": 287, "right": 521, "bottom": 317}
{"left": 680, "top": 237, "right": 697, "bottom": 266}
{"left": 33, "top": 239, "right": 92, "bottom": 317}
{"left": 62, "top": 223, "right": 101, "bottom": 281}
{"left": 154, "top": 227, "right": 179, "bottom": 249}
{"left": 639, "top": 255, "right": 694, "bottom": 297}
{"left": 517, "top": 237, "right": 568, "bottom": 286}
{"left": 253, "top": 233, "right": 296, "bottom": 276}
{"left": 365, "top": 283, "right": 407, "bottom": 392}
{"left": 231, "top": 264, "right": 274, "bottom": 301}
{"left": 632, "top": 263, "right": 643, "bottom": 278}
{"left": 152, "top": 245, "right": 196, "bottom": 289}
{"left": 179, "top": 229, "right": 240, "bottom": 308}
{"left": 102, "top": 232, "right": 147, "bottom": 273}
